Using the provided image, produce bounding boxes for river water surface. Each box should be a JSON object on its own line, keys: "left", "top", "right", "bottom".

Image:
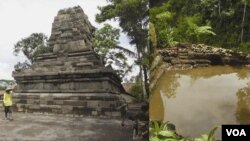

{"left": 150, "top": 66, "right": 250, "bottom": 138}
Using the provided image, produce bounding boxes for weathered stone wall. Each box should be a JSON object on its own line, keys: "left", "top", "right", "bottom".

{"left": 159, "top": 44, "right": 250, "bottom": 69}
{"left": 150, "top": 44, "right": 250, "bottom": 91}
{"left": 14, "top": 50, "right": 123, "bottom": 94}
{"left": 49, "top": 6, "right": 95, "bottom": 54}
{"left": 13, "top": 93, "right": 123, "bottom": 117}
{"left": 14, "top": 72, "right": 123, "bottom": 94}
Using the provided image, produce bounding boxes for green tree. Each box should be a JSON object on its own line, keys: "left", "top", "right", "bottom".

{"left": 93, "top": 23, "right": 136, "bottom": 79}
{"left": 14, "top": 33, "right": 51, "bottom": 64}
{"left": 150, "top": 0, "right": 250, "bottom": 53}
{"left": 96, "top": 0, "right": 149, "bottom": 98}
{"left": 150, "top": 0, "right": 216, "bottom": 48}
{"left": 240, "top": 0, "right": 250, "bottom": 43}
{"left": 198, "top": 0, "right": 250, "bottom": 49}
{"left": 149, "top": 22, "right": 157, "bottom": 64}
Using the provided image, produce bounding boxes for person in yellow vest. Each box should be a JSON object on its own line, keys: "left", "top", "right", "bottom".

{"left": 3, "top": 87, "right": 13, "bottom": 120}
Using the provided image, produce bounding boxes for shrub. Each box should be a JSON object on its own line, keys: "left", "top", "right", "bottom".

{"left": 149, "top": 121, "right": 218, "bottom": 141}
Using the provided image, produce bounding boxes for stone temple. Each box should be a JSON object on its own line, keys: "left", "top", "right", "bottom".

{"left": 12, "top": 6, "right": 126, "bottom": 117}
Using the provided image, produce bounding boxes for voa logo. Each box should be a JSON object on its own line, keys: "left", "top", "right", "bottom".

{"left": 226, "top": 129, "right": 246, "bottom": 136}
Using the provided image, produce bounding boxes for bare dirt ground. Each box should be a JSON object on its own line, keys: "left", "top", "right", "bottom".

{"left": 0, "top": 112, "right": 133, "bottom": 141}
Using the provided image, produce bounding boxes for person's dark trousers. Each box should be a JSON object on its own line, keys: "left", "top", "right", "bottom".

{"left": 4, "top": 106, "right": 12, "bottom": 118}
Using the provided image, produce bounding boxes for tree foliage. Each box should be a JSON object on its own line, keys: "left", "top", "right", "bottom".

{"left": 93, "top": 23, "right": 136, "bottom": 78}
{"left": 150, "top": 0, "right": 216, "bottom": 48}
{"left": 149, "top": 23, "right": 157, "bottom": 64}
{"left": 96, "top": 0, "right": 148, "bottom": 48}
{"left": 96, "top": 0, "right": 150, "bottom": 98}
{"left": 13, "top": 33, "right": 51, "bottom": 63}
{"left": 150, "top": 0, "right": 250, "bottom": 52}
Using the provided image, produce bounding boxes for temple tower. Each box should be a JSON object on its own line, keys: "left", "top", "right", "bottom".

{"left": 13, "top": 6, "right": 126, "bottom": 117}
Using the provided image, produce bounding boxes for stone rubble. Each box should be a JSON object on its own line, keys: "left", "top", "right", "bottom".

{"left": 159, "top": 44, "right": 250, "bottom": 69}
{"left": 150, "top": 44, "right": 250, "bottom": 91}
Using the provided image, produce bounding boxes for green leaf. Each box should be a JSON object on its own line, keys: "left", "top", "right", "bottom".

{"left": 159, "top": 130, "right": 177, "bottom": 138}
{"left": 163, "top": 139, "right": 179, "bottom": 141}
{"left": 156, "top": 11, "right": 173, "bottom": 22}
{"left": 197, "top": 26, "right": 216, "bottom": 36}
{"left": 208, "top": 126, "right": 218, "bottom": 141}
{"left": 153, "top": 121, "right": 160, "bottom": 133}
{"left": 150, "top": 136, "right": 160, "bottom": 141}
{"left": 194, "top": 134, "right": 209, "bottom": 141}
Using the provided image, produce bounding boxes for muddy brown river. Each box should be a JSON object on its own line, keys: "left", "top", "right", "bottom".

{"left": 150, "top": 66, "right": 250, "bottom": 139}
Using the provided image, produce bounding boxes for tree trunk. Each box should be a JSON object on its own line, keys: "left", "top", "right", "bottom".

{"left": 137, "top": 45, "right": 150, "bottom": 100}
{"left": 240, "top": 1, "right": 247, "bottom": 42}
{"left": 136, "top": 47, "right": 145, "bottom": 100}
{"left": 143, "top": 64, "right": 149, "bottom": 98}
{"left": 218, "top": 0, "right": 221, "bottom": 16}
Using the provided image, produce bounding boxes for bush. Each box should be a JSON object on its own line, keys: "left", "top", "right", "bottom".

{"left": 237, "top": 42, "right": 250, "bottom": 54}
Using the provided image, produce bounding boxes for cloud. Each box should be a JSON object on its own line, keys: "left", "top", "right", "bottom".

{"left": 0, "top": 62, "right": 13, "bottom": 80}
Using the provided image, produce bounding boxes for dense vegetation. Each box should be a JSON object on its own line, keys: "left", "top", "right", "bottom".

{"left": 93, "top": 24, "right": 136, "bottom": 79}
{"left": 96, "top": 0, "right": 150, "bottom": 98}
{"left": 150, "top": 0, "right": 250, "bottom": 53}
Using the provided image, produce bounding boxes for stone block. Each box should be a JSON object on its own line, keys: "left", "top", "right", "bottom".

{"left": 47, "top": 101, "right": 54, "bottom": 105}
{"left": 91, "top": 111, "right": 98, "bottom": 116}
{"left": 40, "top": 100, "right": 48, "bottom": 105}
{"left": 52, "top": 108, "right": 62, "bottom": 114}
{"left": 40, "top": 95, "right": 53, "bottom": 101}
{"left": 27, "top": 95, "right": 40, "bottom": 99}
{"left": 63, "top": 100, "right": 82, "bottom": 106}
{"left": 111, "top": 112, "right": 121, "bottom": 117}
{"left": 29, "top": 105, "right": 40, "bottom": 110}
{"left": 27, "top": 99, "right": 36, "bottom": 104}
{"left": 40, "top": 104, "right": 61, "bottom": 109}
{"left": 62, "top": 105, "right": 73, "bottom": 114}
{"left": 87, "top": 100, "right": 100, "bottom": 108}
{"left": 54, "top": 96, "right": 71, "bottom": 100}
{"left": 54, "top": 100, "right": 64, "bottom": 105}
{"left": 60, "top": 83, "right": 70, "bottom": 90}
{"left": 79, "top": 57, "right": 87, "bottom": 61}
{"left": 16, "top": 99, "right": 27, "bottom": 104}
{"left": 104, "top": 111, "right": 112, "bottom": 117}
{"left": 71, "top": 97, "right": 78, "bottom": 100}
{"left": 98, "top": 101, "right": 113, "bottom": 108}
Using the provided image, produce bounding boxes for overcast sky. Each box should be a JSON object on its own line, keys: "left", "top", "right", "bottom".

{"left": 0, "top": 0, "right": 135, "bottom": 80}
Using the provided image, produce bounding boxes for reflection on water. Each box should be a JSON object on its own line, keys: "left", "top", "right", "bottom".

{"left": 150, "top": 66, "right": 250, "bottom": 138}
{"left": 236, "top": 83, "right": 250, "bottom": 124}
